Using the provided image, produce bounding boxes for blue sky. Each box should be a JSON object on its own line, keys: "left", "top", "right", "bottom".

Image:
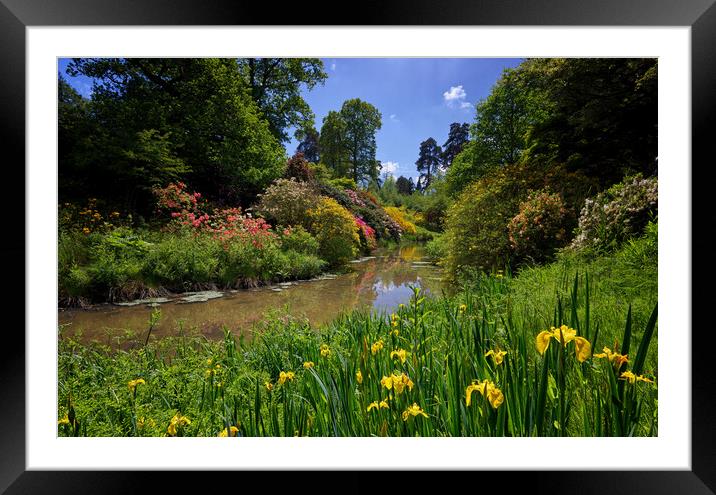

{"left": 59, "top": 58, "right": 523, "bottom": 181}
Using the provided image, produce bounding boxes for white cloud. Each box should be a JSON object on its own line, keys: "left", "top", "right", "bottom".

{"left": 381, "top": 161, "right": 399, "bottom": 175}
{"left": 443, "top": 85, "right": 472, "bottom": 109}
{"left": 331, "top": 62, "right": 336, "bottom": 71}
{"left": 389, "top": 114, "right": 399, "bottom": 122}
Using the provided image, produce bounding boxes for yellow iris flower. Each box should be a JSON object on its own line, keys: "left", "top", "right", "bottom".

{"left": 58, "top": 414, "right": 70, "bottom": 426}
{"left": 278, "top": 371, "right": 295, "bottom": 385}
{"left": 127, "top": 378, "right": 146, "bottom": 392}
{"left": 265, "top": 381, "right": 274, "bottom": 392}
{"left": 574, "top": 337, "right": 591, "bottom": 362}
{"left": 401, "top": 403, "right": 429, "bottom": 421}
{"left": 593, "top": 346, "right": 629, "bottom": 368}
{"left": 167, "top": 412, "right": 191, "bottom": 436}
{"left": 320, "top": 344, "right": 331, "bottom": 357}
{"left": 367, "top": 400, "right": 390, "bottom": 412}
{"left": 390, "top": 349, "right": 407, "bottom": 364}
{"left": 465, "top": 379, "right": 504, "bottom": 409}
{"left": 380, "top": 372, "right": 414, "bottom": 394}
{"left": 459, "top": 304, "right": 467, "bottom": 313}
{"left": 303, "top": 361, "right": 314, "bottom": 369}
{"left": 536, "top": 326, "right": 591, "bottom": 362}
{"left": 485, "top": 349, "right": 507, "bottom": 366}
{"left": 371, "top": 340, "right": 384, "bottom": 355}
{"left": 356, "top": 370, "right": 363, "bottom": 384}
{"left": 218, "top": 426, "right": 239, "bottom": 437}
{"left": 619, "top": 371, "right": 654, "bottom": 384}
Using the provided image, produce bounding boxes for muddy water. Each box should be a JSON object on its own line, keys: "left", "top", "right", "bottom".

{"left": 58, "top": 245, "right": 446, "bottom": 345}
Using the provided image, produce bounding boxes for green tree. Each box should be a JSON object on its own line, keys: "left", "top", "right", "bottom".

{"left": 441, "top": 122, "right": 470, "bottom": 169}
{"left": 295, "top": 126, "right": 320, "bottom": 163}
{"left": 395, "top": 175, "right": 414, "bottom": 195}
{"left": 416, "top": 137, "right": 442, "bottom": 192}
{"left": 319, "top": 110, "right": 350, "bottom": 177}
{"left": 65, "top": 58, "right": 286, "bottom": 210}
{"left": 237, "top": 58, "right": 327, "bottom": 143}
{"left": 444, "top": 67, "right": 547, "bottom": 196}
{"left": 340, "top": 99, "right": 383, "bottom": 185}
{"left": 520, "top": 58, "right": 657, "bottom": 185}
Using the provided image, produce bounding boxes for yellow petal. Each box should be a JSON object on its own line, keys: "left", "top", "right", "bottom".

{"left": 574, "top": 337, "right": 591, "bottom": 363}
{"left": 536, "top": 331, "right": 552, "bottom": 355}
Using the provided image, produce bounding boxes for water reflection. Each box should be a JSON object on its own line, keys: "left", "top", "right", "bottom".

{"left": 58, "top": 245, "right": 446, "bottom": 346}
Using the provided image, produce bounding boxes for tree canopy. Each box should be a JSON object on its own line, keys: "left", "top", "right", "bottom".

{"left": 319, "top": 99, "right": 383, "bottom": 185}
{"left": 63, "top": 58, "right": 286, "bottom": 211}
{"left": 237, "top": 58, "right": 327, "bottom": 143}
{"left": 415, "top": 137, "right": 442, "bottom": 192}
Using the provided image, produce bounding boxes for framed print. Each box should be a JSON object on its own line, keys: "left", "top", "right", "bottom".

{"left": 2, "top": 0, "right": 713, "bottom": 492}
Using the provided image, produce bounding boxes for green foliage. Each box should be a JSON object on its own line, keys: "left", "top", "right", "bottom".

{"left": 327, "top": 177, "right": 358, "bottom": 191}
{"left": 255, "top": 178, "right": 317, "bottom": 228}
{"left": 237, "top": 58, "right": 327, "bottom": 143}
{"left": 306, "top": 197, "right": 360, "bottom": 266}
{"left": 415, "top": 137, "right": 442, "bottom": 192}
{"left": 520, "top": 58, "right": 657, "bottom": 185}
{"left": 319, "top": 99, "right": 382, "bottom": 184}
{"left": 508, "top": 190, "right": 572, "bottom": 265}
{"left": 424, "top": 234, "right": 448, "bottom": 262}
{"left": 278, "top": 225, "right": 320, "bottom": 256}
{"left": 570, "top": 175, "right": 658, "bottom": 253}
{"left": 142, "top": 233, "right": 221, "bottom": 288}
{"left": 441, "top": 122, "right": 470, "bottom": 169}
{"left": 63, "top": 58, "right": 286, "bottom": 211}
{"left": 444, "top": 164, "right": 528, "bottom": 278}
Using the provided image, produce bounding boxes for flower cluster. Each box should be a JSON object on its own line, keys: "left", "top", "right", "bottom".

{"left": 278, "top": 371, "right": 295, "bottom": 385}
{"left": 166, "top": 412, "right": 191, "bottom": 436}
{"left": 354, "top": 216, "right": 377, "bottom": 251}
{"left": 593, "top": 346, "right": 629, "bottom": 369}
{"left": 465, "top": 379, "right": 504, "bottom": 409}
{"left": 380, "top": 372, "right": 414, "bottom": 395}
{"left": 59, "top": 198, "right": 122, "bottom": 234}
{"left": 536, "top": 325, "right": 591, "bottom": 362}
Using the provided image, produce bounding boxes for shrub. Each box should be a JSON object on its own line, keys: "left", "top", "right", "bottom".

{"left": 443, "top": 163, "right": 537, "bottom": 279}
{"left": 255, "top": 178, "right": 317, "bottom": 228}
{"left": 317, "top": 182, "right": 402, "bottom": 241}
{"left": 284, "top": 153, "right": 314, "bottom": 182}
{"left": 59, "top": 198, "right": 124, "bottom": 235}
{"left": 142, "top": 234, "right": 221, "bottom": 289}
{"left": 306, "top": 197, "right": 360, "bottom": 266}
{"left": 508, "top": 190, "right": 572, "bottom": 264}
{"left": 424, "top": 234, "right": 448, "bottom": 262}
{"left": 354, "top": 216, "right": 377, "bottom": 253}
{"left": 279, "top": 250, "right": 327, "bottom": 280}
{"left": 278, "top": 225, "right": 320, "bottom": 256}
{"left": 328, "top": 177, "right": 358, "bottom": 191}
{"left": 570, "top": 174, "right": 657, "bottom": 252}
{"left": 385, "top": 206, "right": 417, "bottom": 235}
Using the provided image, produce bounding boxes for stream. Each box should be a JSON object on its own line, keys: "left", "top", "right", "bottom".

{"left": 58, "top": 244, "right": 447, "bottom": 346}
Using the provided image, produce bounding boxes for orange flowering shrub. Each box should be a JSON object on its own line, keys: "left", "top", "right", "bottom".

{"left": 508, "top": 190, "right": 571, "bottom": 264}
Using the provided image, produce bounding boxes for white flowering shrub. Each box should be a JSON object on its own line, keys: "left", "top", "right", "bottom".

{"left": 570, "top": 175, "right": 657, "bottom": 252}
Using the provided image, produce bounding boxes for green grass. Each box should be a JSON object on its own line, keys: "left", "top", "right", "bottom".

{"left": 58, "top": 231, "right": 657, "bottom": 437}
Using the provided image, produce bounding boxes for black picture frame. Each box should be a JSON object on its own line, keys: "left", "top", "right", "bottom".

{"left": 2, "top": 0, "right": 712, "bottom": 492}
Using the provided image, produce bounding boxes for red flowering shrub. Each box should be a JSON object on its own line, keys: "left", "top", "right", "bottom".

{"left": 355, "top": 216, "right": 377, "bottom": 252}
{"left": 153, "top": 182, "right": 276, "bottom": 249}
{"left": 507, "top": 190, "right": 571, "bottom": 264}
